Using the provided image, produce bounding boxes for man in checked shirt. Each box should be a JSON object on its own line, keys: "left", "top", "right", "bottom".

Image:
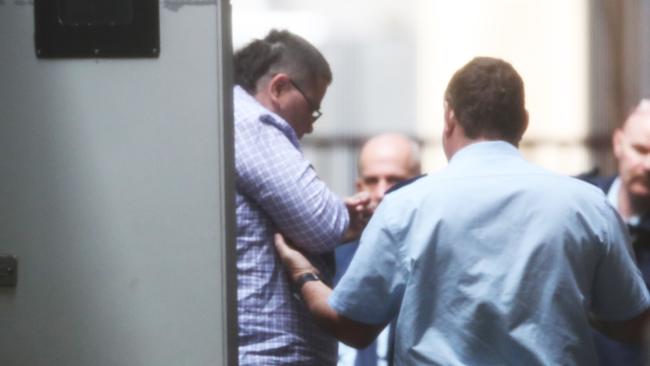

{"left": 233, "top": 29, "right": 372, "bottom": 365}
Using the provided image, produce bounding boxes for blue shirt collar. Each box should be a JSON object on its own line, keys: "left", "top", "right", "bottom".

{"left": 607, "top": 177, "right": 644, "bottom": 226}
{"left": 449, "top": 140, "right": 521, "bottom": 165}
{"left": 233, "top": 85, "right": 301, "bottom": 149}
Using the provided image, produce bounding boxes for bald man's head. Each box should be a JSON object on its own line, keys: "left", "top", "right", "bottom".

{"left": 613, "top": 100, "right": 650, "bottom": 203}
{"left": 356, "top": 133, "right": 422, "bottom": 208}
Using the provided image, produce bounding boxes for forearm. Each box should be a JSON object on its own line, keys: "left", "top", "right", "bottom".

{"left": 238, "top": 132, "right": 350, "bottom": 253}
{"left": 300, "top": 281, "right": 340, "bottom": 337}
{"left": 590, "top": 309, "right": 650, "bottom": 344}
{"left": 263, "top": 179, "right": 350, "bottom": 253}
{"left": 300, "top": 280, "right": 385, "bottom": 348}
{"left": 274, "top": 232, "right": 385, "bottom": 346}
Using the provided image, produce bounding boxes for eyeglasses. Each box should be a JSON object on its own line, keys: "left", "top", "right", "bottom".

{"left": 288, "top": 79, "right": 323, "bottom": 121}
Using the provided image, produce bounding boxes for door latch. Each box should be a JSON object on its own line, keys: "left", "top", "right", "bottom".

{"left": 0, "top": 256, "right": 18, "bottom": 287}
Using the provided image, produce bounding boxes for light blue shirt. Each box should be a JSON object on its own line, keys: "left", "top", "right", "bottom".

{"left": 607, "top": 177, "right": 643, "bottom": 226}
{"left": 335, "top": 241, "right": 391, "bottom": 366}
{"left": 330, "top": 141, "right": 650, "bottom": 366}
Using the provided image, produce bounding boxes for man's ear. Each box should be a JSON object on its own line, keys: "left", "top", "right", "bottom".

{"left": 444, "top": 102, "right": 457, "bottom": 138}
{"left": 613, "top": 129, "right": 624, "bottom": 158}
{"left": 267, "top": 73, "right": 291, "bottom": 102}
{"left": 512, "top": 110, "right": 530, "bottom": 146}
{"left": 521, "top": 110, "right": 529, "bottom": 136}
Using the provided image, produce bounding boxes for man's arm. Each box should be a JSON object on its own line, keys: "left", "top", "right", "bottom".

{"left": 341, "top": 192, "right": 373, "bottom": 243}
{"left": 274, "top": 233, "right": 385, "bottom": 348}
{"left": 236, "top": 124, "right": 370, "bottom": 253}
{"left": 590, "top": 310, "right": 650, "bottom": 344}
{"left": 590, "top": 200, "right": 650, "bottom": 342}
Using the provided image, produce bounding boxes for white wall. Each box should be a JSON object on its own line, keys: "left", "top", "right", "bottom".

{"left": 232, "top": 0, "right": 592, "bottom": 197}
{"left": 415, "top": 0, "right": 590, "bottom": 174}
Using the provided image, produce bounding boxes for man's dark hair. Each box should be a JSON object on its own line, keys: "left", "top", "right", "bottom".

{"left": 445, "top": 57, "right": 527, "bottom": 143}
{"left": 233, "top": 29, "right": 332, "bottom": 94}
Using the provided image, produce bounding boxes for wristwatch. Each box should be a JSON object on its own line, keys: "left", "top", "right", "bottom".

{"left": 295, "top": 272, "right": 320, "bottom": 289}
{"left": 292, "top": 272, "right": 320, "bottom": 301}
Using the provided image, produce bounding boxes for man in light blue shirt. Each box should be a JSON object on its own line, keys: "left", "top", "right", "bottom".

{"left": 274, "top": 57, "right": 650, "bottom": 365}
{"left": 335, "top": 133, "right": 422, "bottom": 366}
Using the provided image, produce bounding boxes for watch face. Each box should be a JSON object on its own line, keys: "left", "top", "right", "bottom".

{"left": 293, "top": 272, "right": 321, "bottom": 301}
{"left": 300, "top": 272, "right": 320, "bottom": 281}
{"left": 297, "top": 272, "right": 320, "bottom": 287}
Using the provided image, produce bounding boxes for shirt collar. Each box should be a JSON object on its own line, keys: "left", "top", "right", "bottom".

{"left": 449, "top": 140, "right": 521, "bottom": 165}
{"left": 608, "top": 177, "right": 643, "bottom": 226}
{"left": 234, "top": 85, "right": 301, "bottom": 149}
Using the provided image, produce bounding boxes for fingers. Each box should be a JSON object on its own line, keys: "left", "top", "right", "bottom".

{"left": 345, "top": 191, "right": 371, "bottom": 208}
{"left": 273, "top": 232, "right": 318, "bottom": 281}
{"left": 353, "top": 191, "right": 371, "bottom": 202}
{"left": 343, "top": 193, "right": 375, "bottom": 242}
{"left": 274, "top": 232, "right": 296, "bottom": 269}
{"left": 274, "top": 233, "right": 293, "bottom": 258}
{"left": 345, "top": 192, "right": 374, "bottom": 220}
{"left": 274, "top": 232, "right": 287, "bottom": 248}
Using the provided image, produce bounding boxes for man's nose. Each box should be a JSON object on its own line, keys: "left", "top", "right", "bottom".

{"left": 642, "top": 153, "right": 650, "bottom": 170}
{"left": 377, "top": 180, "right": 390, "bottom": 198}
{"left": 643, "top": 158, "right": 650, "bottom": 172}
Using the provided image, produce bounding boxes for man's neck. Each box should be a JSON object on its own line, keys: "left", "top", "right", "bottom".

{"left": 617, "top": 187, "right": 650, "bottom": 220}
{"left": 446, "top": 137, "right": 516, "bottom": 160}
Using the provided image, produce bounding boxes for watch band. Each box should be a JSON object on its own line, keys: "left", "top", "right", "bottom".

{"left": 294, "top": 272, "right": 320, "bottom": 291}
{"left": 291, "top": 272, "right": 321, "bottom": 302}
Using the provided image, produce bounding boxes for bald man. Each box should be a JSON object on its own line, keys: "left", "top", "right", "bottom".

{"left": 335, "top": 133, "right": 422, "bottom": 366}
{"left": 355, "top": 133, "right": 422, "bottom": 211}
{"left": 580, "top": 99, "right": 650, "bottom": 366}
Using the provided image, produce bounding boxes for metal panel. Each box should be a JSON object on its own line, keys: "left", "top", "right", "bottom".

{"left": 35, "top": 0, "right": 160, "bottom": 58}
{"left": 0, "top": 1, "right": 235, "bottom": 365}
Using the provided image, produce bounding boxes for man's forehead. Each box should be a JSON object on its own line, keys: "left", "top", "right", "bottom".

{"left": 624, "top": 112, "right": 650, "bottom": 137}
{"left": 361, "top": 140, "right": 412, "bottom": 163}
{"left": 361, "top": 147, "right": 411, "bottom": 164}
{"left": 360, "top": 158, "right": 412, "bottom": 177}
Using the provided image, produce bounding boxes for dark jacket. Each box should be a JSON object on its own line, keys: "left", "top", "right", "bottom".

{"left": 578, "top": 172, "right": 650, "bottom": 366}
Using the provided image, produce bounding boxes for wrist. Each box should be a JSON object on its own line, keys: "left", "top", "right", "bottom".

{"left": 291, "top": 268, "right": 318, "bottom": 282}
{"left": 291, "top": 271, "right": 322, "bottom": 301}
{"left": 292, "top": 270, "right": 319, "bottom": 284}
{"left": 291, "top": 271, "right": 321, "bottom": 301}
